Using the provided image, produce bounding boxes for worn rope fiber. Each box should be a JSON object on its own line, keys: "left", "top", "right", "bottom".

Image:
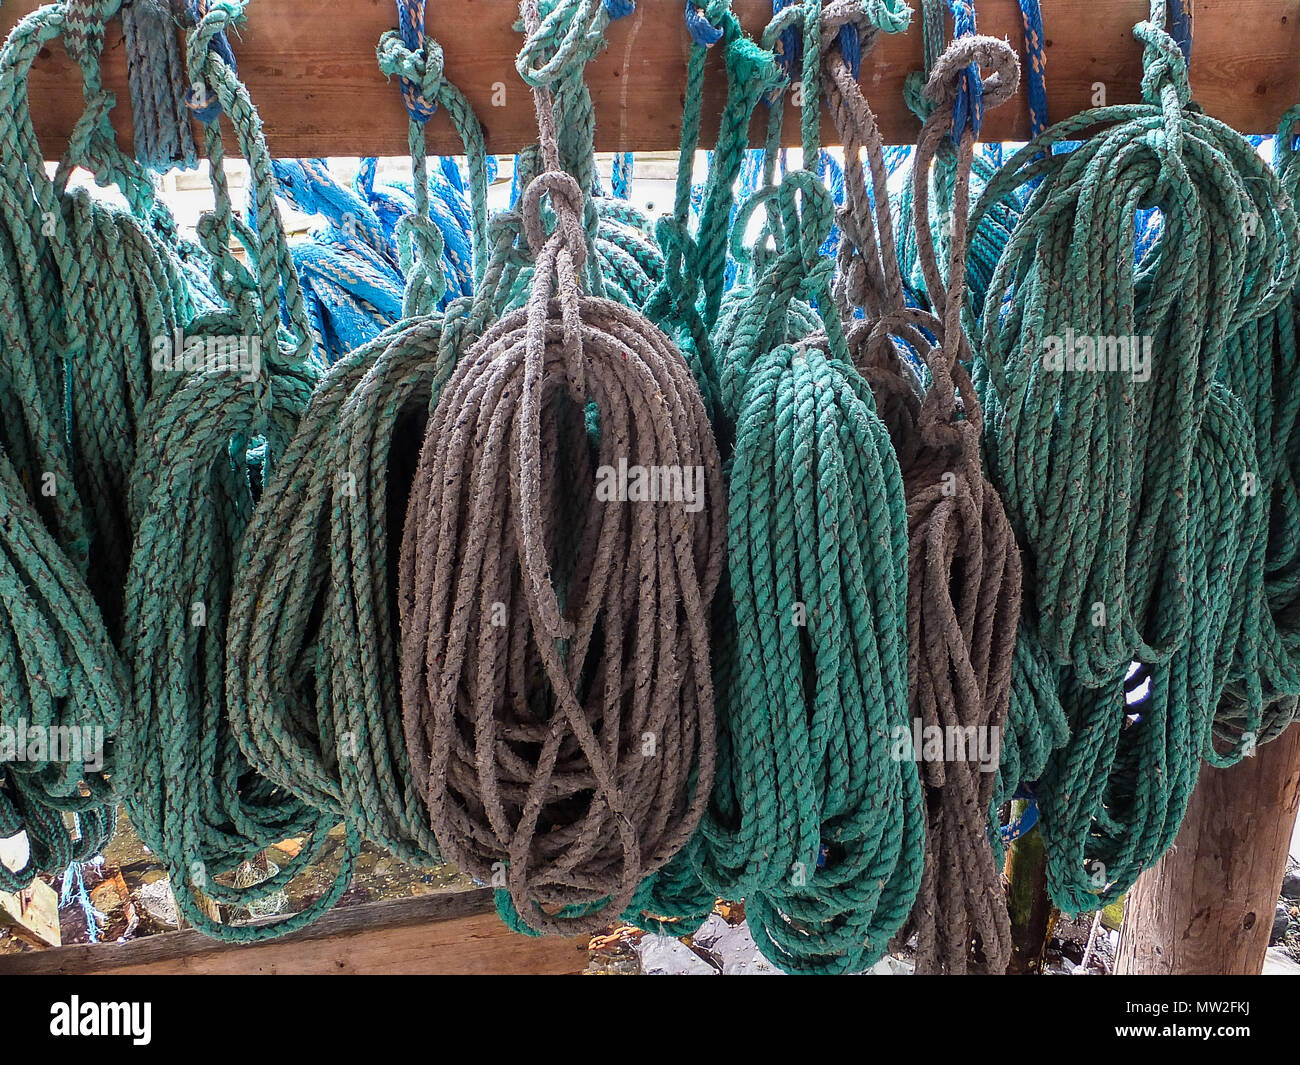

{"left": 399, "top": 0, "right": 723, "bottom": 935}
{"left": 228, "top": 16, "right": 493, "bottom": 869}
{"left": 1209, "top": 109, "right": 1300, "bottom": 759}
{"left": 0, "top": 0, "right": 206, "bottom": 888}
{"left": 115, "top": 0, "right": 368, "bottom": 940}
{"left": 966, "top": 0, "right": 1299, "bottom": 910}
{"left": 824, "top": 0, "right": 1022, "bottom": 974}
{"left": 696, "top": 168, "right": 923, "bottom": 974}
{"left": 662, "top": 1, "right": 924, "bottom": 975}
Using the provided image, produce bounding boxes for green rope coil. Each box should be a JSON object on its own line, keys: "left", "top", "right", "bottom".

{"left": 969, "top": 1, "right": 1297, "bottom": 688}
{"left": 1209, "top": 107, "right": 1300, "bottom": 758}
{"left": 688, "top": 166, "right": 924, "bottom": 974}
{"left": 967, "top": 0, "right": 1299, "bottom": 910}
{"left": 228, "top": 20, "right": 495, "bottom": 871}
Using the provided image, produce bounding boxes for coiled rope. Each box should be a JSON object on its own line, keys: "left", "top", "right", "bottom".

{"left": 0, "top": 0, "right": 204, "bottom": 889}
{"left": 116, "top": 0, "right": 367, "bottom": 939}
{"left": 970, "top": 0, "right": 1296, "bottom": 689}
{"left": 664, "top": 0, "right": 924, "bottom": 975}
{"left": 824, "top": 0, "right": 1022, "bottom": 973}
{"left": 967, "top": 0, "right": 1300, "bottom": 910}
{"left": 399, "top": 0, "right": 724, "bottom": 935}
{"left": 1209, "top": 110, "right": 1300, "bottom": 758}
{"left": 228, "top": 0, "right": 492, "bottom": 871}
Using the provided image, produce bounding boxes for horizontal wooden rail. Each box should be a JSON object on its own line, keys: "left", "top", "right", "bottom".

{"left": 0, "top": 888, "right": 589, "bottom": 975}
{"left": 2, "top": 1, "right": 1299, "bottom": 159}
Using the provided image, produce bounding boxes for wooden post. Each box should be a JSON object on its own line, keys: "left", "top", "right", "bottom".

{"left": 1116, "top": 724, "right": 1300, "bottom": 975}
{"left": 1003, "top": 804, "right": 1056, "bottom": 975}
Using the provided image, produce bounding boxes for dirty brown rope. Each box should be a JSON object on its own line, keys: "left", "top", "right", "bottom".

{"left": 398, "top": 0, "right": 724, "bottom": 935}
{"left": 830, "top": 19, "right": 1022, "bottom": 974}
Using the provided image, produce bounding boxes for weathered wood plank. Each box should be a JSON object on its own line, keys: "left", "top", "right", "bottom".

{"left": 0, "top": 887, "right": 588, "bottom": 975}
{"left": 0, "top": 878, "right": 61, "bottom": 949}
{"left": 2, "top": 1, "right": 1298, "bottom": 158}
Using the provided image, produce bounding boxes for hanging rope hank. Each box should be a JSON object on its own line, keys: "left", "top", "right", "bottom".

{"left": 696, "top": 165, "right": 924, "bottom": 973}
{"left": 895, "top": 33, "right": 1021, "bottom": 976}
{"left": 967, "top": 0, "right": 1299, "bottom": 910}
{"left": 399, "top": 0, "right": 724, "bottom": 935}
{"left": 228, "top": 0, "right": 492, "bottom": 876}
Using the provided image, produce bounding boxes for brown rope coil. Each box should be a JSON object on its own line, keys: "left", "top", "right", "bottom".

{"left": 398, "top": 157, "right": 725, "bottom": 933}
{"left": 825, "top": 17, "right": 1024, "bottom": 974}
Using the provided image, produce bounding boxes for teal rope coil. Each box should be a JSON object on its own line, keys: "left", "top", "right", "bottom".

{"left": 690, "top": 163, "right": 924, "bottom": 974}
{"left": 228, "top": 14, "right": 493, "bottom": 874}
{"left": 1210, "top": 112, "right": 1300, "bottom": 759}
{"left": 969, "top": 0, "right": 1297, "bottom": 687}
{"left": 118, "top": 0, "right": 363, "bottom": 941}
{"left": 967, "top": 0, "right": 1300, "bottom": 910}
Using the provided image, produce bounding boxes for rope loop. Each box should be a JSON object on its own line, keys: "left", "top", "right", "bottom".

{"left": 922, "top": 33, "right": 1019, "bottom": 116}
{"left": 516, "top": 0, "right": 617, "bottom": 88}
{"left": 183, "top": 0, "right": 242, "bottom": 121}
{"left": 819, "top": 0, "right": 894, "bottom": 56}
{"left": 394, "top": 211, "right": 449, "bottom": 313}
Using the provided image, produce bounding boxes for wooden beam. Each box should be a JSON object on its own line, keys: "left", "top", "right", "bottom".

{"left": 2, "top": 1, "right": 1299, "bottom": 159}
{"left": 1115, "top": 725, "right": 1300, "bottom": 975}
{"left": 0, "top": 888, "right": 589, "bottom": 975}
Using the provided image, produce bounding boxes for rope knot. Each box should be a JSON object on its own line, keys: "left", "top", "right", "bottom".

{"left": 922, "top": 35, "right": 1019, "bottom": 119}
{"left": 516, "top": 0, "right": 618, "bottom": 88}
{"left": 394, "top": 212, "right": 448, "bottom": 314}
{"left": 653, "top": 215, "right": 702, "bottom": 308}
{"left": 521, "top": 170, "right": 589, "bottom": 269}
{"left": 1135, "top": 19, "right": 1192, "bottom": 111}
{"left": 184, "top": 0, "right": 244, "bottom": 122}
{"left": 376, "top": 28, "right": 445, "bottom": 122}
{"left": 800, "top": 256, "right": 837, "bottom": 306}
{"left": 819, "top": 0, "right": 909, "bottom": 75}
{"left": 780, "top": 169, "right": 835, "bottom": 276}
{"left": 917, "top": 405, "right": 974, "bottom": 453}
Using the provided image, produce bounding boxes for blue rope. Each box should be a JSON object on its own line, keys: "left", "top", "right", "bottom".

{"left": 60, "top": 859, "right": 108, "bottom": 945}
{"left": 685, "top": 1, "right": 724, "bottom": 46}
{"left": 268, "top": 157, "right": 474, "bottom": 361}
{"left": 816, "top": 148, "right": 845, "bottom": 259}
{"left": 394, "top": 0, "right": 438, "bottom": 121}
{"left": 183, "top": 0, "right": 237, "bottom": 123}
{"left": 1016, "top": 0, "right": 1048, "bottom": 137}
{"left": 1169, "top": 0, "right": 1193, "bottom": 64}
{"left": 1000, "top": 788, "right": 1039, "bottom": 844}
{"left": 771, "top": 0, "right": 800, "bottom": 78}
{"left": 949, "top": 0, "right": 983, "bottom": 141}
{"left": 611, "top": 152, "right": 634, "bottom": 198}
